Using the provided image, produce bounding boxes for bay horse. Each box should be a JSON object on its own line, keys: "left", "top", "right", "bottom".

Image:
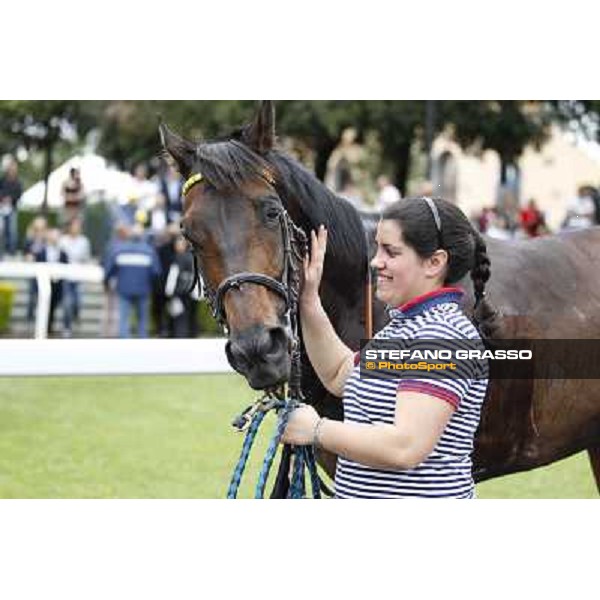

{"left": 160, "top": 101, "right": 600, "bottom": 495}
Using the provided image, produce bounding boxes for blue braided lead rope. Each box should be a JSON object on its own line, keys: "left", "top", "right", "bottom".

{"left": 254, "top": 400, "right": 297, "bottom": 499}
{"left": 226, "top": 410, "right": 267, "bottom": 499}
{"left": 227, "top": 395, "right": 325, "bottom": 499}
{"left": 304, "top": 446, "right": 322, "bottom": 499}
{"left": 289, "top": 446, "right": 306, "bottom": 498}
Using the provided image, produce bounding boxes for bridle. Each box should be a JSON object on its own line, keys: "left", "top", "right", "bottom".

{"left": 181, "top": 171, "right": 308, "bottom": 393}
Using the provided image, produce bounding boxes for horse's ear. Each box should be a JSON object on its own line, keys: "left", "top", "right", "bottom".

{"left": 159, "top": 120, "right": 196, "bottom": 178}
{"left": 242, "top": 101, "right": 276, "bottom": 154}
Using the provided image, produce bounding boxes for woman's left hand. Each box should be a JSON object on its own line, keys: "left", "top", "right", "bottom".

{"left": 281, "top": 404, "right": 321, "bottom": 446}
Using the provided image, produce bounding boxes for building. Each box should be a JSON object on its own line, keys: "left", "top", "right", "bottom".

{"left": 430, "top": 125, "right": 600, "bottom": 231}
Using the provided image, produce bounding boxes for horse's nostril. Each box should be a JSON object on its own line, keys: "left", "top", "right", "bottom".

{"left": 225, "top": 340, "right": 251, "bottom": 372}
{"left": 260, "top": 326, "right": 289, "bottom": 358}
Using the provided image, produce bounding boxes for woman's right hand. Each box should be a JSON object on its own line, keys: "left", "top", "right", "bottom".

{"left": 301, "top": 225, "right": 327, "bottom": 308}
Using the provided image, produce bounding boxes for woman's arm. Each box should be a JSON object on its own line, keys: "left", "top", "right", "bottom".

{"left": 300, "top": 226, "right": 354, "bottom": 397}
{"left": 283, "top": 391, "right": 454, "bottom": 470}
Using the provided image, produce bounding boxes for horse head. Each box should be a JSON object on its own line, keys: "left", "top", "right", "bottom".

{"left": 159, "top": 102, "right": 306, "bottom": 390}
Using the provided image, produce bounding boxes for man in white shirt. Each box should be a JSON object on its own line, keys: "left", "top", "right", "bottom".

{"left": 376, "top": 175, "right": 401, "bottom": 212}
{"left": 564, "top": 186, "right": 596, "bottom": 230}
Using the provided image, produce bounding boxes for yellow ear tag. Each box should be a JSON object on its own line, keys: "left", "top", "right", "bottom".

{"left": 182, "top": 173, "right": 204, "bottom": 196}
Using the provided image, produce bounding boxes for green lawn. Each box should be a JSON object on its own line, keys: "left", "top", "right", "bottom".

{"left": 0, "top": 375, "right": 596, "bottom": 498}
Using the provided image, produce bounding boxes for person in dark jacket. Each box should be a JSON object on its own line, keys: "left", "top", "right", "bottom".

{"left": 0, "top": 157, "right": 23, "bottom": 256}
{"left": 157, "top": 165, "right": 183, "bottom": 224}
{"left": 35, "top": 228, "right": 70, "bottom": 337}
{"left": 164, "top": 235, "right": 199, "bottom": 338}
{"left": 103, "top": 224, "right": 161, "bottom": 338}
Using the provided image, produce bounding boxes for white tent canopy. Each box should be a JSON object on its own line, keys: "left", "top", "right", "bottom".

{"left": 20, "top": 154, "right": 137, "bottom": 209}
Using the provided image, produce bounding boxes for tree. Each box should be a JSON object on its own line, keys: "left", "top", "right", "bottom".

{"left": 440, "top": 101, "right": 554, "bottom": 184}
{"left": 0, "top": 101, "right": 99, "bottom": 213}
{"left": 360, "top": 101, "right": 431, "bottom": 195}
{"left": 94, "top": 101, "right": 257, "bottom": 172}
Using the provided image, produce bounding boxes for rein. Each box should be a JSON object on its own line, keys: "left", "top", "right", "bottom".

{"left": 181, "top": 170, "right": 321, "bottom": 498}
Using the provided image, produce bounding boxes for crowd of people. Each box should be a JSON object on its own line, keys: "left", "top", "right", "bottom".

{"left": 2, "top": 153, "right": 600, "bottom": 338}
{"left": 474, "top": 185, "right": 600, "bottom": 239}
{"left": 0, "top": 157, "right": 200, "bottom": 339}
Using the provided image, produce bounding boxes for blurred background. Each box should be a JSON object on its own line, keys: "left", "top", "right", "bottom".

{"left": 1, "top": 99, "right": 600, "bottom": 340}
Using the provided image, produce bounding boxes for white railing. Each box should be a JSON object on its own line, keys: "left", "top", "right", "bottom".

{"left": 0, "top": 261, "right": 104, "bottom": 339}
{"left": 0, "top": 339, "right": 233, "bottom": 376}
{"left": 0, "top": 262, "right": 235, "bottom": 377}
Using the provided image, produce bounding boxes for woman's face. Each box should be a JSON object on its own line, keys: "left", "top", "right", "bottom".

{"left": 371, "top": 219, "right": 439, "bottom": 307}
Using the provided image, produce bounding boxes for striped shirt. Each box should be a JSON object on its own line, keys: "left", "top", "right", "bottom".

{"left": 335, "top": 287, "right": 489, "bottom": 499}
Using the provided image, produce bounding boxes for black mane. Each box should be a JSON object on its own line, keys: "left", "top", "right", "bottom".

{"left": 195, "top": 139, "right": 276, "bottom": 191}
{"left": 194, "top": 138, "right": 370, "bottom": 305}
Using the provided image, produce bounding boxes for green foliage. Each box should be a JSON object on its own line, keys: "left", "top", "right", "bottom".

{"left": 4, "top": 100, "right": 600, "bottom": 206}
{"left": 0, "top": 100, "right": 99, "bottom": 153}
{"left": 94, "top": 101, "right": 256, "bottom": 172}
{"left": 0, "top": 283, "right": 15, "bottom": 333}
{"left": 440, "top": 101, "right": 555, "bottom": 176}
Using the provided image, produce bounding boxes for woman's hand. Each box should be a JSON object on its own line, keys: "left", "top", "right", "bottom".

{"left": 281, "top": 404, "right": 321, "bottom": 446}
{"left": 300, "top": 225, "right": 327, "bottom": 308}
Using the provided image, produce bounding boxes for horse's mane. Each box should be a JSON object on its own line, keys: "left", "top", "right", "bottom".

{"left": 268, "top": 151, "right": 369, "bottom": 303}
{"left": 195, "top": 139, "right": 276, "bottom": 191}
{"left": 194, "top": 137, "right": 369, "bottom": 303}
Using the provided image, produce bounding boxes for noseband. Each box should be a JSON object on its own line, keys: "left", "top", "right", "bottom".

{"left": 181, "top": 171, "right": 307, "bottom": 335}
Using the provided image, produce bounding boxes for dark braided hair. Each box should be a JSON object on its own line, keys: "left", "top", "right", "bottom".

{"left": 382, "top": 197, "right": 500, "bottom": 339}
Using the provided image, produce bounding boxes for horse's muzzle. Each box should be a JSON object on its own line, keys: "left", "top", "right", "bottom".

{"left": 225, "top": 325, "right": 292, "bottom": 389}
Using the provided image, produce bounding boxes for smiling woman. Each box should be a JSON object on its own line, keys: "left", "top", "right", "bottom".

{"left": 282, "top": 197, "right": 495, "bottom": 498}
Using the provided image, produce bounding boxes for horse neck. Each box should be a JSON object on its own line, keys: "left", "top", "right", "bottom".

{"left": 269, "top": 151, "right": 367, "bottom": 308}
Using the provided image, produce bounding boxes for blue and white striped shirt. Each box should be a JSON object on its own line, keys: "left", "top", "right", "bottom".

{"left": 335, "top": 287, "right": 489, "bottom": 499}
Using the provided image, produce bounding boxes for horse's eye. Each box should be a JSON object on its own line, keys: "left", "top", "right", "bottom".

{"left": 264, "top": 206, "right": 281, "bottom": 222}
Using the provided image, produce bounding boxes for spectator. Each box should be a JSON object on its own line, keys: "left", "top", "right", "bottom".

{"left": 127, "top": 163, "right": 159, "bottom": 228}
{"left": 375, "top": 175, "right": 401, "bottom": 212}
{"left": 486, "top": 210, "right": 513, "bottom": 240}
{"left": 151, "top": 223, "right": 178, "bottom": 337}
{"left": 103, "top": 223, "right": 161, "bottom": 338}
{"left": 60, "top": 217, "right": 92, "bottom": 326}
{"left": 101, "top": 223, "right": 129, "bottom": 337}
{"left": 417, "top": 180, "right": 435, "bottom": 197}
{"left": 157, "top": 165, "right": 183, "bottom": 224}
{"left": 0, "top": 157, "right": 23, "bottom": 257}
{"left": 23, "top": 216, "right": 48, "bottom": 323}
{"left": 583, "top": 185, "right": 600, "bottom": 225}
{"left": 474, "top": 206, "right": 494, "bottom": 233}
{"left": 563, "top": 186, "right": 595, "bottom": 230}
{"left": 148, "top": 194, "right": 168, "bottom": 241}
{"left": 164, "top": 235, "right": 199, "bottom": 338}
{"left": 60, "top": 167, "right": 85, "bottom": 224}
{"left": 519, "top": 199, "right": 546, "bottom": 237}
{"left": 35, "top": 228, "right": 71, "bottom": 337}
{"left": 339, "top": 179, "right": 368, "bottom": 212}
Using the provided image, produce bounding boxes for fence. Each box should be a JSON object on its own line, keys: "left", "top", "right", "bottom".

{"left": 0, "top": 261, "right": 235, "bottom": 376}
{"left": 0, "top": 261, "right": 104, "bottom": 339}
{"left": 0, "top": 338, "right": 233, "bottom": 376}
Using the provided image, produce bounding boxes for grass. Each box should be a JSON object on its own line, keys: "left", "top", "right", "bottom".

{"left": 0, "top": 374, "right": 597, "bottom": 499}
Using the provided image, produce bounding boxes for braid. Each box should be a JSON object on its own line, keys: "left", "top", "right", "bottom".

{"left": 471, "top": 231, "right": 491, "bottom": 309}
{"left": 470, "top": 230, "right": 500, "bottom": 339}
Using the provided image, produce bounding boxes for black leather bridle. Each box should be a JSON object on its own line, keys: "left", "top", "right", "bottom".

{"left": 181, "top": 171, "right": 307, "bottom": 348}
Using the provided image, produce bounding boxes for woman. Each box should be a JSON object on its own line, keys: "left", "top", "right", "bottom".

{"left": 282, "top": 197, "right": 495, "bottom": 498}
{"left": 61, "top": 168, "right": 85, "bottom": 224}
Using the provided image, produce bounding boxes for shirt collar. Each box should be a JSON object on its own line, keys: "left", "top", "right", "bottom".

{"left": 387, "top": 286, "right": 464, "bottom": 320}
